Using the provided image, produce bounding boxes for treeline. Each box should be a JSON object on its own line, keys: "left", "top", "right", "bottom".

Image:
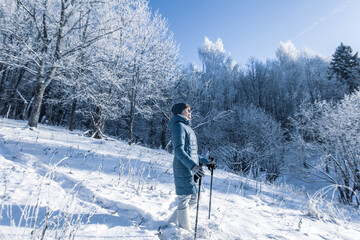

{"left": 1, "top": 1, "right": 360, "bottom": 203}
{"left": 183, "top": 39, "right": 360, "bottom": 203}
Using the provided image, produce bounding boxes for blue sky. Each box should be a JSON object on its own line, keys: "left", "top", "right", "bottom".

{"left": 148, "top": 0, "right": 360, "bottom": 66}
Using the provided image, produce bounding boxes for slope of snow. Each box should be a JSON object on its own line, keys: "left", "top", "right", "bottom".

{"left": 0, "top": 118, "right": 359, "bottom": 239}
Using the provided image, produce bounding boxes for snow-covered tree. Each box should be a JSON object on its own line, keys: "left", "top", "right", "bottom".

{"left": 0, "top": 0, "right": 121, "bottom": 128}
{"left": 293, "top": 90, "right": 360, "bottom": 204}
{"left": 196, "top": 37, "right": 240, "bottom": 112}
{"left": 0, "top": 0, "right": 179, "bottom": 142}
{"left": 302, "top": 54, "right": 346, "bottom": 103}
{"left": 198, "top": 37, "right": 226, "bottom": 74}
{"left": 67, "top": 0, "right": 139, "bottom": 138}
{"left": 242, "top": 57, "right": 269, "bottom": 109}
{"left": 276, "top": 40, "right": 299, "bottom": 64}
{"left": 329, "top": 42, "right": 360, "bottom": 93}
{"left": 0, "top": 1, "right": 34, "bottom": 118}
{"left": 121, "top": 2, "right": 179, "bottom": 144}
{"left": 61, "top": 0, "right": 179, "bottom": 140}
{"left": 208, "top": 105, "right": 285, "bottom": 182}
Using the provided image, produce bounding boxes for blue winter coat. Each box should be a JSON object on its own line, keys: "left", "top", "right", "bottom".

{"left": 169, "top": 114, "right": 208, "bottom": 195}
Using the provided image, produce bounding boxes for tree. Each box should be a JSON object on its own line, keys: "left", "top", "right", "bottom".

{"left": 293, "top": 91, "right": 360, "bottom": 204}
{"left": 62, "top": 0, "right": 137, "bottom": 137}
{"left": 213, "top": 105, "right": 285, "bottom": 182}
{"left": 69, "top": 0, "right": 179, "bottom": 141}
{"left": 0, "top": 1, "right": 35, "bottom": 118}
{"left": 303, "top": 54, "right": 346, "bottom": 103}
{"left": 121, "top": 1, "right": 179, "bottom": 145}
{"left": 76, "top": 48, "right": 128, "bottom": 139}
{"left": 243, "top": 57, "right": 268, "bottom": 109}
{"left": 0, "top": 0, "right": 121, "bottom": 128}
{"left": 329, "top": 42, "right": 360, "bottom": 93}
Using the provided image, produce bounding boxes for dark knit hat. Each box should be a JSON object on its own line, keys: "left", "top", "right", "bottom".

{"left": 171, "top": 103, "right": 189, "bottom": 115}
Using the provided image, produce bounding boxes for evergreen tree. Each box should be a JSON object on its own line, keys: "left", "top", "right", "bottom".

{"left": 329, "top": 43, "right": 360, "bottom": 93}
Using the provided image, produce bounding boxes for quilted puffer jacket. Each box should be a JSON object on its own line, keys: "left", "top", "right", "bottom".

{"left": 169, "top": 114, "right": 208, "bottom": 195}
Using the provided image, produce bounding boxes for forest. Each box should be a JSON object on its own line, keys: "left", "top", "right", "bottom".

{"left": 1, "top": 0, "right": 360, "bottom": 204}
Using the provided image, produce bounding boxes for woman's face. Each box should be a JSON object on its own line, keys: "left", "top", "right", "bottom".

{"left": 181, "top": 107, "right": 192, "bottom": 120}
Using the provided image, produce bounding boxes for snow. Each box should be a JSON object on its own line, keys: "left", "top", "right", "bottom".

{"left": 1, "top": 118, "right": 360, "bottom": 239}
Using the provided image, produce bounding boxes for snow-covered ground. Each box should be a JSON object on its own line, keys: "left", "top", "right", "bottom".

{"left": 1, "top": 118, "right": 359, "bottom": 239}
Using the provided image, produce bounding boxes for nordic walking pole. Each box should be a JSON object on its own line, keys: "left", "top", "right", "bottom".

{"left": 194, "top": 176, "right": 202, "bottom": 239}
{"left": 208, "top": 166, "right": 214, "bottom": 219}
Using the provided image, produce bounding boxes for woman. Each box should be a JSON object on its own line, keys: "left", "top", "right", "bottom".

{"left": 168, "top": 103, "right": 216, "bottom": 230}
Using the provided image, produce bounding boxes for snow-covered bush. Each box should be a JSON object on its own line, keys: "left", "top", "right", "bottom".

{"left": 293, "top": 90, "right": 360, "bottom": 204}
{"left": 307, "top": 185, "right": 349, "bottom": 222}
{"left": 212, "top": 105, "right": 285, "bottom": 182}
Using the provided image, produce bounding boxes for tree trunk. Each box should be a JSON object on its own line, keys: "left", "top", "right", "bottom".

{"left": 89, "top": 107, "right": 106, "bottom": 139}
{"left": 128, "top": 97, "right": 135, "bottom": 145}
{"left": 1, "top": 68, "right": 26, "bottom": 117}
{"left": 0, "top": 65, "right": 7, "bottom": 94}
{"left": 93, "top": 116, "right": 105, "bottom": 139}
{"left": 128, "top": 69, "right": 139, "bottom": 145}
{"left": 149, "top": 116, "right": 154, "bottom": 146}
{"left": 59, "top": 108, "right": 66, "bottom": 126}
{"left": 69, "top": 97, "right": 77, "bottom": 131}
{"left": 28, "top": 83, "right": 46, "bottom": 127}
{"left": 27, "top": 0, "right": 65, "bottom": 128}
{"left": 0, "top": 66, "right": 9, "bottom": 111}
{"left": 161, "top": 114, "right": 167, "bottom": 149}
{"left": 21, "top": 101, "right": 28, "bottom": 120}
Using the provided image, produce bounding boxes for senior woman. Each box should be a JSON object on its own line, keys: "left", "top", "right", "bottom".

{"left": 168, "top": 103, "right": 216, "bottom": 230}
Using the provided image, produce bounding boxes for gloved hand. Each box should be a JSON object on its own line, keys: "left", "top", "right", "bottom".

{"left": 194, "top": 174, "right": 199, "bottom": 183}
{"left": 192, "top": 165, "right": 205, "bottom": 179}
{"left": 206, "top": 157, "right": 217, "bottom": 171}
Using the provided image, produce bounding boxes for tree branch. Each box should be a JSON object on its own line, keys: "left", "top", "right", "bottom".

{"left": 193, "top": 110, "right": 233, "bottom": 130}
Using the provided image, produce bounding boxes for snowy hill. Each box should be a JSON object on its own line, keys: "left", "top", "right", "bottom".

{"left": 1, "top": 118, "right": 359, "bottom": 240}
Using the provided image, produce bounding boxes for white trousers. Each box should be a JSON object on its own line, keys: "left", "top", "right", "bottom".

{"left": 177, "top": 194, "right": 197, "bottom": 210}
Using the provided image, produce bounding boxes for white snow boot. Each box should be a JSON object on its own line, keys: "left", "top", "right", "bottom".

{"left": 177, "top": 207, "right": 191, "bottom": 231}
{"left": 189, "top": 203, "right": 196, "bottom": 211}
{"left": 167, "top": 209, "right": 178, "bottom": 225}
